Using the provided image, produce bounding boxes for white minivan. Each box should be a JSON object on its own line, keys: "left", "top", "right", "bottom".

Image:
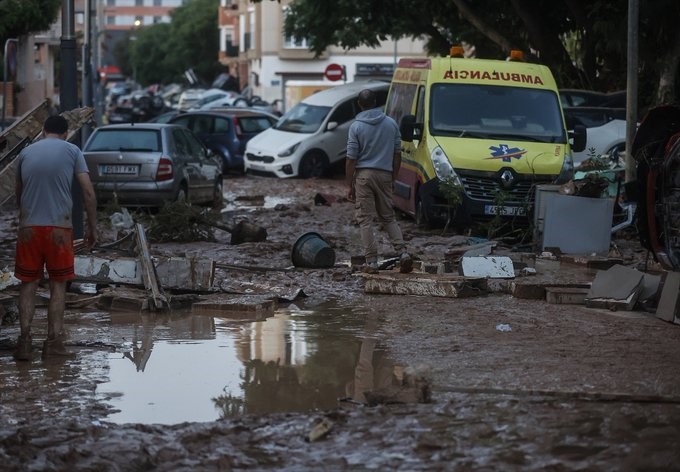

{"left": 244, "top": 81, "right": 389, "bottom": 178}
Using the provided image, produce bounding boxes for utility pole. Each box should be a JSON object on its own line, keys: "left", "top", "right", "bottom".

{"left": 625, "top": 0, "right": 639, "bottom": 184}
{"left": 61, "top": 0, "right": 84, "bottom": 239}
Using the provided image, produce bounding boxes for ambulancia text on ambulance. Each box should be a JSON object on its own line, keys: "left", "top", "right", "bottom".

{"left": 386, "top": 47, "right": 586, "bottom": 227}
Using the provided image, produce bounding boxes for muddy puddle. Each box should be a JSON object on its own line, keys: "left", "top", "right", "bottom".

{"left": 96, "top": 303, "right": 385, "bottom": 425}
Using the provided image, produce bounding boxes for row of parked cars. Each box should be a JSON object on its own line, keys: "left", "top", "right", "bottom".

{"left": 85, "top": 79, "right": 627, "bottom": 208}
{"left": 559, "top": 88, "right": 628, "bottom": 166}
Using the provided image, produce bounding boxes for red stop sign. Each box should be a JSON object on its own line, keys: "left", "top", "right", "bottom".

{"left": 324, "top": 63, "right": 344, "bottom": 81}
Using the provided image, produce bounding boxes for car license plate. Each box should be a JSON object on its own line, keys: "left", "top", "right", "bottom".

{"left": 249, "top": 163, "right": 264, "bottom": 171}
{"left": 100, "top": 164, "right": 138, "bottom": 175}
{"left": 484, "top": 205, "right": 525, "bottom": 216}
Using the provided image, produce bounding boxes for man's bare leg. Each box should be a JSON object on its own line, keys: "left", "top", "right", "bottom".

{"left": 19, "top": 280, "right": 38, "bottom": 335}
{"left": 14, "top": 280, "right": 39, "bottom": 360}
{"left": 43, "top": 279, "right": 73, "bottom": 358}
{"left": 46, "top": 279, "right": 67, "bottom": 339}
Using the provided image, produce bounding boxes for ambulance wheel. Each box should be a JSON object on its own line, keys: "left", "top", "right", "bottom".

{"left": 415, "top": 196, "right": 429, "bottom": 227}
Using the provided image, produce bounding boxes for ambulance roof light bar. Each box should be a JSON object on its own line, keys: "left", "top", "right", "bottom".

{"left": 449, "top": 46, "right": 465, "bottom": 58}
{"left": 508, "top": 50, "right": 525, "bottom": 61}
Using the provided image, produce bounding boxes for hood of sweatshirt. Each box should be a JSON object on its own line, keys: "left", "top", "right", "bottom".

{"left": 355, "top": 108, "right": 386, "bottom": 125}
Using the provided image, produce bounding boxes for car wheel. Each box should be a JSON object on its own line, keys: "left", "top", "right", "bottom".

{"left": 212, "top": 178, "right": 224, "bottom": 209}
{"left": 299, "top": 152, "right": 328, "bottom": 178}
{"left": 175, "top": 184, "right": 188, "bottom": 203}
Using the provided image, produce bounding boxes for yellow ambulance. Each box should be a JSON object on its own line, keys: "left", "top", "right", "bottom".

{"left": 386, "top": 49, "right": 585, "bottom": 226}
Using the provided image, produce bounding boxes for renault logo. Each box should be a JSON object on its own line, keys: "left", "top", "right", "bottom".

{"left": 500, "top": 170, "right": 514, "bottom": 188}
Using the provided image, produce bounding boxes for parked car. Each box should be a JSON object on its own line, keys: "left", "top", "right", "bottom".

{"left": 563, "top": 106, "right": 626, "bottom": 166}
{"left": 244, "top": 81, "right": 389, "bottom": 178}
{"left": 147, "top": 110, "right": 181, "bottom": 123}
{"left": 83, "top": 123, "right": 222, "bottom": 207}
{"left": 187, "top": 89, "right": 240, "bottom": 111}
{"left": 560, "top": 88, "right": 626, "bottom": 108}
{"left": 168, "top": 109, "right": 278, "bottom": 173}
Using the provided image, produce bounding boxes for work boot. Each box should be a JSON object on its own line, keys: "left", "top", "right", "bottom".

{"left": 13, "top": 334, "right": 34, "bottom": 362}
{"left": 361, "top": 261, "right": 379, "bottom": 274}
{"left": 42, "top": 337, "right": 75, "bottom": 359}
{"left": 399, "top": 253, "right": 414, "bottom": 274}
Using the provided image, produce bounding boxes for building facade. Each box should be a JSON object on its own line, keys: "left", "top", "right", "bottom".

{"left": 218, "top": 0, "right": 427, "bottom": 111}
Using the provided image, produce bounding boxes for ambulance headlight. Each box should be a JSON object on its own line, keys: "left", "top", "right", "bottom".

{"left": 555, "top": 153, "right": 574, "bottom": 184}
{"left": 431, "top": 146, "right": 461, "bottom": 184}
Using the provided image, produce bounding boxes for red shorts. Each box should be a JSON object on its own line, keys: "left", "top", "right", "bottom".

{"left": 14, "top": 226, "right": 75, "bottom": 282}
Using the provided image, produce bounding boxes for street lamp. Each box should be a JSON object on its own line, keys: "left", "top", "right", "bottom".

{"left": 130, "top": 19, "right": 142, "bottom": 85}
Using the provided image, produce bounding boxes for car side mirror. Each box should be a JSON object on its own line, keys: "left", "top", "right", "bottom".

{"left": 570, "top": 124, "right": 587, "bottom": 153}
{"left": 326, "top": 121, "right": 338, "bottom": 131}
{"left": 400, "top": 114, "right": 423, "bottom": 142}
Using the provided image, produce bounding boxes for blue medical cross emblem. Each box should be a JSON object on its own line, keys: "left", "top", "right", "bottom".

{"left": 487, "top": 144, "right": 527, "bottom": 162}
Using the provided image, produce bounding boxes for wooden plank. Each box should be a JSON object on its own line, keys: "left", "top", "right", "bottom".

{"left": 134, "top": 223, "right": 168, "bottom": 310}
{"left": 362, "top": 273, "right": 487, "bottom": 298}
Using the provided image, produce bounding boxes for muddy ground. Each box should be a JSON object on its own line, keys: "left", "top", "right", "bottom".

{"left": 1, "top": 175, "right": 679, "bottom": 471}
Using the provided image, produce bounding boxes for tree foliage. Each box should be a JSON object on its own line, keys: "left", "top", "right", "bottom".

{"left": 253, "top": 0, "right": 680, "bottom": 107}
{"left": 0, "top": 0, "right": 61, "bottom": 77}
{"left": 119, "top": 0, "right": 220, "bottom": 86}
{"left": 0, "top": 0, "right": 60, "bottom": 43}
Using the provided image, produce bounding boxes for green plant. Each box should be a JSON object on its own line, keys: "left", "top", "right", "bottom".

{"left": 438, "top": 177, "right": 464, "bottom": 234}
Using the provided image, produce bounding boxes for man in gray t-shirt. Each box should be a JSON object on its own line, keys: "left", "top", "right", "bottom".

{"left": 13, "top": 115, "right": 98, "bottom": 361}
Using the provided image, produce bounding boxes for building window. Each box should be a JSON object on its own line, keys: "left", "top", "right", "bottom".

{"left": 282, "top": 5, "right": 308, "bottom": 49}
{"left": 106, "top": 15, "right": 116, "bottom": 25}
{"left": 107, "top": 0, "right": 115, "bottom": 6}
{"left": 153, "top": 16, "right": 161, "bottom": 24}
{"left": 154, "top": 0, "right": 162, "bottom": 5}
{"left": 136, "top": 0, "right": 143, "bottom": 6}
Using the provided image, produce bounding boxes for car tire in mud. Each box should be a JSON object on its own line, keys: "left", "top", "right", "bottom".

{"left": 175, "top": 184, "right": 188, "bottom": 203}
{"left": 299, "top": 152, "right": 329, "bottom": 179}
{"left": 212, "top": 178, "right": 224, "bottom": 210}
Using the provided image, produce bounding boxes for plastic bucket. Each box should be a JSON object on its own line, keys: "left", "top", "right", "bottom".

{"left": 291, "top": 232, "right": 336, "bottom": 268}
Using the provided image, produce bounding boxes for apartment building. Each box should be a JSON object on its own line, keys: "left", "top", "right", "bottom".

{"left": 98, "top": 0, "right": 187, "bottom": 67}
{"left": 218, "top": 0, "right": 427, "bottom": 111}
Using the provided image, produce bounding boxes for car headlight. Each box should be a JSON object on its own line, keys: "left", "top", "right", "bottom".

{"left": 278, "top": 143, "right": 300, "bottom": 157}
{"left": 555, "top": 153, "right": 574, "bottom": 184}
{"left": 431, "top": 146, "right": 461, "bottom": 184}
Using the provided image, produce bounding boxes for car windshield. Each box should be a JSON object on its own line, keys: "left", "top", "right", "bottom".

{"left": 85, "top": 129, "right": 161, "bottom": 152}
{"left": 274, "top": 103, "right": 331, "bottom": 133}
{"left": 430, "top": 84, "right": 566, "bottom": 143}
{"left": 238, "top": 116, "right": 275, "bottom": 133}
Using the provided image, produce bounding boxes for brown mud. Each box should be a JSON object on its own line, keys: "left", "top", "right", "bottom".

{"left": 1, "top": 175, "right": 679, "bottom": 470}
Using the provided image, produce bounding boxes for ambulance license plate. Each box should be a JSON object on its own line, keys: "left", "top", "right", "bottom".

{"left": 484, "top": 205, "right": 525, "bottom": 216}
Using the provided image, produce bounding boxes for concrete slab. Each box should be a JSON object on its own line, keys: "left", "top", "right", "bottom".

{"left": 545, "top": 287, "right": 590, "bottom": 305}
{"left": 191, "top": 295, "right": 276, "bottom": 320}
{"left": 512, "top": 281, "right": 591, "bottom": 300}
{"left": 560, "top": 255, "right": 624, "bottom": 270}
{"left": 460, "top": 256, "right": 515, "bottom": 278}
{"left": 74, "top": 255, "right": 214, "bottom": 291}
{"left": 362, "top": 273, "right": 487, "bottom": 298}
{"left": 656, "top": 272, "right": 680, "bottom": 323}
{"left": 585, "top": 264, "right": 644, "bottom": 311}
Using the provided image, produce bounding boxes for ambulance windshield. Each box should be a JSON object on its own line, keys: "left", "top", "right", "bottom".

{"left": 430, "top": 84, "right": 566, "bottom": 143}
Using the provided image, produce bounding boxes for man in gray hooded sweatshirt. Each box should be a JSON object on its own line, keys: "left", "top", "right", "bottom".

{"left": 346, "top": 89, "right": 412, "bottom": 273}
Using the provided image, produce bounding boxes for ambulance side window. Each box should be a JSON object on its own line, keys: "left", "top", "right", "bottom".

{"left": 415, "top": 86, "right": 426, "bottom": 124}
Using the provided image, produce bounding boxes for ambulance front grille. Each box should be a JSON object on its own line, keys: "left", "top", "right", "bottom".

{"left": 460, "top": 175, "right": 546, "bottom": 204}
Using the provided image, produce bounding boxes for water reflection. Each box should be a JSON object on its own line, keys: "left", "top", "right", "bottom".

{"left": 97, "top": 304, "right": 395, "bottom": 424}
